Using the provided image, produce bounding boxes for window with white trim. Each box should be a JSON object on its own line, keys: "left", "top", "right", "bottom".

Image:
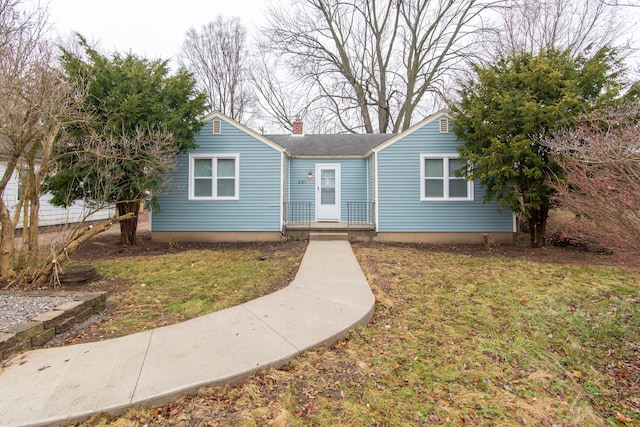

{"left": 189, "top": 154, "right": 239, "bottom": 200}
{"left": 420, "top": 154, "right": 473, "bottom": 201}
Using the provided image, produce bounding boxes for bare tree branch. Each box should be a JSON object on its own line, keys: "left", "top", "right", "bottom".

{"left": 545, "top": 102, "right": 640, "bottom": 259}
{"left": 260, "top": 0, "right": 501, "bottom": 133}
{"left": 31, "top": 212, "right": 135, "bottom": 288}
{"left": 180, "top": 16, "right": 256, "bottom": 123}
{"left": 492, "top": 0, "right": 631, "bottom": 59}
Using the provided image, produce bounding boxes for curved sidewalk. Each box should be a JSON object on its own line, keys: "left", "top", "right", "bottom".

{"left": 0, "top": 241, "right": 375, "bottom": 427}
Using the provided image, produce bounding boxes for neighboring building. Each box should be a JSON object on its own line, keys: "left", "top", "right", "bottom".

{"left": 1, "top": 165, "right": 113, "bottom": 229}
{"left": 150, "top": 111, "right": 515, "bottom": 243}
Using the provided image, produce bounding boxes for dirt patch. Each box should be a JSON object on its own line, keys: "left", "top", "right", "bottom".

{"left": 73, "top": 217, "right": 634, "bottom": 269}
{"left": 67, "top": 214, "right": 292, "bottom": 262}
{"left": 357, "top": 238, "right": 633, "bottom": 269}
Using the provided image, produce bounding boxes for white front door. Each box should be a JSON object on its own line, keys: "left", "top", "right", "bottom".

{"left": 316, "top": 164, "right": 341, "bottom": 221}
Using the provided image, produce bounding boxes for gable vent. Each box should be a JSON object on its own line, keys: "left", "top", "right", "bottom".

{"left": 213, "top": 119, "right": 221, "bottom": 134}
{"left": 439, "top": 118, "right": 449, "bottom": 133}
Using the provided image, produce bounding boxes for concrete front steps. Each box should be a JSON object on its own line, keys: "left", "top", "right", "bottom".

{"left": 309, "top": 232, "right": 349, "bottom": 241}
{"left": 285, "top": 222, "right": 376, "bottom": 242}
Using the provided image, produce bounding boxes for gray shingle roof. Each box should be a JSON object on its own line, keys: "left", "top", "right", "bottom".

{"left": 265, "top": 134, "right": 395, "bottom": 157}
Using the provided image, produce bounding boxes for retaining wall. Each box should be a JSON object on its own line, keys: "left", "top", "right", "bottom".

{"left": 0, "top": 292, "right": 106, "bottom": 361}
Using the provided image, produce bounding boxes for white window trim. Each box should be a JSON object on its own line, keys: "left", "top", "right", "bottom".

{"left": 420, "top": 153, "right": 474, "bottom": 201}
{"left": 188, "top": 153, "right": 240, "bottom": 201}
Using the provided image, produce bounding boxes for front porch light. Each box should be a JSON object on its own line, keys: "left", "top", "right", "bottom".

{"left": 307, "top": 171, "right": 313, "bottom": 179}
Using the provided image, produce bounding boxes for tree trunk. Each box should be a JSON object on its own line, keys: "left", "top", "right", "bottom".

{"left": 17, "top": 196, "right": 31, "bottom": 271}
{"left": 33, "top": 212, "right": 136, "bottom": 286}
{"left": 0, "top": 202, "right": 16, "bottom": 283}
{"left": 27, "top": 192, "right": 40, "bottom": 262}
{"left": 18, "top": 185, "right": 40, "bottom": 269}
{"left": 117, "top": 201, "right": 140, "bottom": 245}
{"left": 527, "top": 204, "right": 549, "bottom": 248}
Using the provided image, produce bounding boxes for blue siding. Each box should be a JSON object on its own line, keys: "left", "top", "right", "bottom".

{"left": 288, "top": 159, "right": 316, "bottom": 207}
{"left": 288, "top": 158, "right": 368, "bottom": 220}
{"left": 376, "top": 114, "right": 513, "bottom": 232}
{"left": 152, "top": 117, "right": 283, "bottom": 231}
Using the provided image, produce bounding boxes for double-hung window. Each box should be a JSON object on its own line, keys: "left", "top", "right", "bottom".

{"left": 420, "top": 154, "right": 473, "bottom": 201}
{"left": 189, "top": 154, "right": 239, "bottom": 200}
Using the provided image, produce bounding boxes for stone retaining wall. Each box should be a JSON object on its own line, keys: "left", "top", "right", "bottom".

{"left": 0, "top": 292, "right": 106, "bottom": 361}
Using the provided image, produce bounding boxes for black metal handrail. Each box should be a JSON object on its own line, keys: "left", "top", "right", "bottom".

{"left": 284, "top": 202, "right": 312, "bottom": 226}
{"left": 347, "top": 202, "right": 374, "bottom": 226}
{"left": 284, "top": 201, "right": 374, "bottom": 227}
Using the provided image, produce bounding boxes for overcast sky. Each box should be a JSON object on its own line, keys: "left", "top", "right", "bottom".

{"left": 43, "top": 0, "right": 268, "bottom": 62}
{"left": 40, "top": 1, "right": 640, "bottom": 70}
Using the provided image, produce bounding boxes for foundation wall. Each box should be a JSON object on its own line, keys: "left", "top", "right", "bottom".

{"left": 374, "top": 232, "right": 514, "bottom": 245}
{"left": 151, "top": 231, "right": 283, "bottom": 243}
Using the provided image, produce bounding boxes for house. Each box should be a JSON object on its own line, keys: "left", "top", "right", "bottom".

{"left": 0, "top": 165, "right": 113, "bottom": 229}
{"left": 150, "top": 111, "right": 515, "bottom": 243}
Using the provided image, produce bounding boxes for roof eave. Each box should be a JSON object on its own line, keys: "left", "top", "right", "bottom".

{"left": 287, "top": 154, "right": 368, "bottom": 159}
{"left": 201, "top": 111, "right": 286, "bottom": 153}
{"left": 372, "top": 109, "right": 452, "bottom": 153}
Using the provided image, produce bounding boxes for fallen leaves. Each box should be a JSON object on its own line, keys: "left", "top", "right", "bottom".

{"left": 616, "top": 411, "right": 633, "bottom": 423}
{"left": 71, "top": 241, "right": 639, "bottom": 427}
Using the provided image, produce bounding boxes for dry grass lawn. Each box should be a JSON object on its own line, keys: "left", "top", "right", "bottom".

{"left": 72, "top": 239, "right": 638, "bottom": 427}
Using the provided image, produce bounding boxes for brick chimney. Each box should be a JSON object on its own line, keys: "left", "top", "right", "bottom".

{"left": 292, "top": 116, "right": 304, "bottom": 136}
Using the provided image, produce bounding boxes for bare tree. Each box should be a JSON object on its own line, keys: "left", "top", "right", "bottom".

{"left": 250, "top": 53, "right": 348, "bottom": 134}
{"left": 16, "top": 60, "right": 87, "bottom": 270}
{"left": 601, "top": 0, "right": 640, "bottom": 7}
{"left": 28, "top": 127, "right": 178, "bottom": 286}
{"left": 0, "top": 0, "right": 45, "bottom": 51}
{"left": 493, "top": 0, "right": 630, "bottom": 59}
{"left": 0, "top": 0, "right": 86, "bottom": 283}
{"left": 260, "top": 0, "right": 500, "bottom": 133}
{"left": 545, "top": 102, "right": 640, "bottom": 259}
{"left": 180, "top": 16, "right": 255, "bottom": 123}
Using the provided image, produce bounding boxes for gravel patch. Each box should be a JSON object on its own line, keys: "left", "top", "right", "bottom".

{"left": 0, "top": 295, "right": 74, "bottom": 331}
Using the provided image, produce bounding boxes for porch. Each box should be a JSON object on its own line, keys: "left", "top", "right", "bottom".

{"left": 283, "top": 202, "right": 376, "bottom": 241}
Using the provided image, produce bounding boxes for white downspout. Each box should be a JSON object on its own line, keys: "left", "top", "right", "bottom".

{"left": 374, "top": 151, "right": 379, "bottom": 231}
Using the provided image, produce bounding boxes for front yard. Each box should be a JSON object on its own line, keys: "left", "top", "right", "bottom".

{"left": 60, "top": 234, "right": 638, "bottom": 426}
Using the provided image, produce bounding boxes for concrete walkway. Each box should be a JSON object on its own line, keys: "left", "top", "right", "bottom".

{"left": 0, "top": 241, "right": 375, "bottom": 427}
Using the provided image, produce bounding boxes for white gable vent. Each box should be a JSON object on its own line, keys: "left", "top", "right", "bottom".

{"left": 213, "top": 119, "right": 221, "bottom": 134}
{"left": 439, "top": 118, "right": 449, "bottom": 133}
